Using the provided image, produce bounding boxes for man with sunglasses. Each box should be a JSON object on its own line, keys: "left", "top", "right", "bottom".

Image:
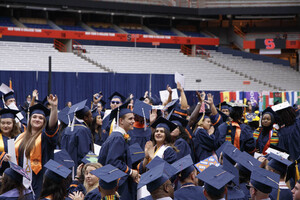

{"left": 109, "top": 92, "right": 125, "bottom": 110}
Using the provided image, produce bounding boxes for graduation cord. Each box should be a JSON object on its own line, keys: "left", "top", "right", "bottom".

{"left": 180, "top": 182, "right": 195, "bottom": 189}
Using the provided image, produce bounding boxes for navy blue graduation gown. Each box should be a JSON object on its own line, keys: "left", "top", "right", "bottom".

{"left": 16, "top": 125, "right": 59, "bottom": 199}
{"left": 210, "top": 113, "right": 223, "bottom": 129}
{"left": 174, "top": 184, "right": 206, "bottom": 200}
{"left": 270, "top": 186, "right": 292, "bottom": 200}
{"left": 93, "top": 129, "right": 108, "bottom": 146}
{"left": 174, "top": 138, "right": 191, "bottom": 160}
{"left": 128, "top": 125, "right": 151, "bottom": 149}
{"left": 98, "top": 130, "right": 135, "bottom": 200}
{"left": 84, "top": 188, "right": 101, "bottom": 200}
{"left": 239, "top": 182, "right": 250, "bottom": 200}
{"left": 215, "top": 122, "right": 256, "bottom": 154}
{"left": 277, "top": 118, "right": 300, "bottom": 161}
{"left": 140, "top": 196, "right": 153, "bottom": 200}
{"left": 193, "top": 128, "right": 215, "bottom": 163}
{"left": 0, "top": 189, "right": 34, "bottom": 200}
{"left": 67, "top": 180, "right": 86, "bottom": 196}
{"left": 138, "top": 146, "right": 177, "bottom": 174}
{"left": 61, "top": 120, "right": 93, "bottom": 168}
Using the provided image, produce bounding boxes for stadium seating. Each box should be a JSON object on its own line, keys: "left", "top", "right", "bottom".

{"left": 0, "top": 17, "right": 16, "bottom": 27}
{"left": 207, "top": 50, "right": 300, "bottom": 91}
{"left": 82, "top": 45, "right": 272, "bottom": 91}
{"left": 23, "top": 23, "right": 53, "bottom": 29}
{"left": 59, "top": 25, "right": 87, "bottom": 31}
{"left": 0, "top": 41, "right": 105, "bottom": 72}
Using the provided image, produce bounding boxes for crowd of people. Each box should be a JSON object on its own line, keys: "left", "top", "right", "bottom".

{"left": 0, "top": 82, "right": 300, "bottom": 200}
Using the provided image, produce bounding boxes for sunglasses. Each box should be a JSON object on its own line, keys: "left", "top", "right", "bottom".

{"left": 111, "top": 101, "right": 121, "bottom": 104}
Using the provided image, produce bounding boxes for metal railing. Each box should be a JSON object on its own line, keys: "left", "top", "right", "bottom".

{"left": 98, "top": 0, "right": 300, "bottom": 8}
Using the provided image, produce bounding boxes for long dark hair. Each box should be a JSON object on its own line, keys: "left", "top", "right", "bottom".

{"left": 276, "top": 107, "right": 296, "bottom": 127}
{"left": 0, "top": 174, "right": 25, "bottom": 200}
{"left": 90, "top": 116, "right": 102, "bottom": 143}
{"left": 151, "top": 127, "right": 178, "bottom": 152}
{"left": 39, "top": 175, "right": 70, "bottom": 200}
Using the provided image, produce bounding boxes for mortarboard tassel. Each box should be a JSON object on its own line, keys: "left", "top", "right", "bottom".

{"left": 277, "top": 188, "right": 280, "bottom": 200}
{"left": 295, "top": 160, "right": 300, "bottom": 181}
{"left": 142, "top": 108, "right": 146, "bottom": 131}
{"left": 117, "top": 107, "right": 120, "bottom": 128}
{"left": 67, "top": 114, "right": 71, "bottom": 127}
{"left": 71, "top": 108, "right": 78, "bottom": 132}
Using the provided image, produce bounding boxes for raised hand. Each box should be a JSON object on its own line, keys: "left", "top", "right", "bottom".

{"left": 47, "top": 94, "right": 58, "bottom": 107}
{"left": 205, "top": 93, "right": 214, "bottom": 105}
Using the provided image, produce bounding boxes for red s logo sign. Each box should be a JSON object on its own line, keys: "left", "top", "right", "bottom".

{"left": 264, "top": 39, "right": 275, "bottom": 49}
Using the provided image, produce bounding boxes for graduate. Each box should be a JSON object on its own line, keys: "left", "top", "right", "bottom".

{"left": 90, "top": 164, "right": 127, "bottom": 200}
{"left": 172, "top": 155, "right": 206, "bottom": 200}
{"left": 1, "top": 89, "right": 16, "bottom": 107}
{"left": 61, "top": 100, "right": 93, "bottom": 168}
{"left": 91, "top": 108, "right": 108, "bottom": 146}
{"left": 272, "top": 102, "right": 300, "bottom": 161}
{"left": 0, "top": 109, "right": 20, "bottom": 175}
{"left": 138, "top": 117, "right": 178, "bottom": 174}
{"left": 196, "top": 165, "right": 235, "bottom": 200}
{"left": 14, "top": 95, "right": 59, "bottom": 199}
{"left": 267, "top": 153, "right": 293, "bottom": 200}
{"left": 128, "top": 99, "right": 152, "bottom": 149}
{"left": 253, "top": 107, "right": 279, "bottom": 155}
{"left": 138, "top": 161, "right": 177, "bottom": 200}
{"left": 98, "top": 101, "right": 139, "bottom": 200}
{"left": 39, "top": 159, "right": 72, "bottom": 200}
{"left": 0, "top": 162, "right": 33, "bottom": 200}
{"left": 248, "top": 167, "right": 280, "bottom": 200}
{"left": 292, "top": 179, "right": 300, "bottom": 200}
{"left": 167, "top": 112, "right": 192, "bottom": 160}
{"left": 192, "top": 112, "right": 216, "bottom": 163}
{"left": 215, "top": 102, "right": 256, "bottom": 154}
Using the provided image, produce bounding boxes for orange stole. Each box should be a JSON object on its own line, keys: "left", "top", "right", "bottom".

{"left": 15, "top": 132, "right": 42, "bottom": 175}
{"left": 231, "top": 122, "right": 241, "bottom": 150}
{"left": 133, "top": 121, "right": 145, "bottom": 129}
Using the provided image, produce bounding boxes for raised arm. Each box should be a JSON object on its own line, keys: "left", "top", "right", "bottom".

{"left": 47, "top": 94, "right": 58, "bottom": 130}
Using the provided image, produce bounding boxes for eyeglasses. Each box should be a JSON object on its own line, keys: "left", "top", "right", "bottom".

{"left": 111, "top": 101, "right": 121, "bottom": 104}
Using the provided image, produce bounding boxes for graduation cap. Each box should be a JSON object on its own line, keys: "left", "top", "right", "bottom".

{"left": 227, "top": 102, "right": 248, "bottom": 108}
{"left": 194, "top": 155, "right": 220, "bottom": 173}
{"left": 217, "top": 101, "right": 232, "bottom": 111}
{"left": 44, "top": 159, "right": 72, "bottom": 183}
{"left": 133, "top": 99, "right": 152, "bottom": 120}
{"left": 267, "top": 152, "right": 292, "bottom": 175}
{"left": 146, "top": 156, "right": 165, "bottom": 170}
{"left": 150, "top": 117, "right": 177, "bottom": 133}
{"left": 138, "top": 162, "right": 177, "bottom": 193}
{"left": 4, "top": 162, "right": 30, "bottom": 183}
{"left": 215, "top": 141, "right": 234, "bottom": 160}
{"left": 196, "top": 165, "right": 235, "bottom": 191}
{"left": 29, "top": 103, "right": 50, "bottom": 117}
{"left": 58, "top": 106, "right": 71, "bottom": 126}
{"left": 91, "top": 108, "right": 102, "bottom": 119}
{"left": 54, "top": 149, "right": 75, "bottom": 169}
{"left": 171, "top": 154, "right": 194, "bottom": 180}
{"left": 222, "top": 156, "right": 239, "bottom": 186}
{"left": 250, "top": 167, "right": 279, "bottom": 193}
{"left": 236, "top": 151, "right": 261, "bottom": 175}
{"left": 129, "top": 143, "right": 145, "bottom": 164}
{"left": 261, "top": 107, "right": 279, "bottom": 123}
{"left": 167, "top": 111, "right": 188, "bottom": 128}
{"left": 286, "top": 156, "right": 300, "bottom": 182}
{"left": 272, "top": 101, "right": 291, "bottom": 112}
{"left": 164, "top": 99, "right": 180, "bottom": 113}
{"left": 91, "top": 164, "right": 127, "bottom": 190}
{"left": 81, "top": 151, "right": 99, "bottom": 164}
{"left": 68, "top": 100, "right": 89, "bottom": 131}
{"left": 0, "top": 108, "right": 19, "bottom": 119}
{"left": 222, "top": 143, "right": 242, "bottom": 165}
{"left": 3, "top": 91, "right": 15, "bottom": 102}
{"left": 108, "top": 92, "right": 126, "bottom": 103}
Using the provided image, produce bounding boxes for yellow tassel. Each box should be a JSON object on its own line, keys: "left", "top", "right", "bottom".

{"left": 277, "top": 188, "right": 280, "bottom": 200}
{"left": 295, "top": 160, "right": 300, "bottom": 181}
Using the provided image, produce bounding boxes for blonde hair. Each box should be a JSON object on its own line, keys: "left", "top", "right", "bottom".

{"left": 83, "top": 163, "right": 102, "bottom": 194}
{"left": 19, "top": 115, "right": 46, "bottom": 158}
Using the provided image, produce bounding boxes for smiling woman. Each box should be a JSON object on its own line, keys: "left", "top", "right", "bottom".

{"left": 0, "top": 109, "right": 21, "bottom": 176}
{"left": 14, "top": 94, "right": 59, "bottom": 199}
